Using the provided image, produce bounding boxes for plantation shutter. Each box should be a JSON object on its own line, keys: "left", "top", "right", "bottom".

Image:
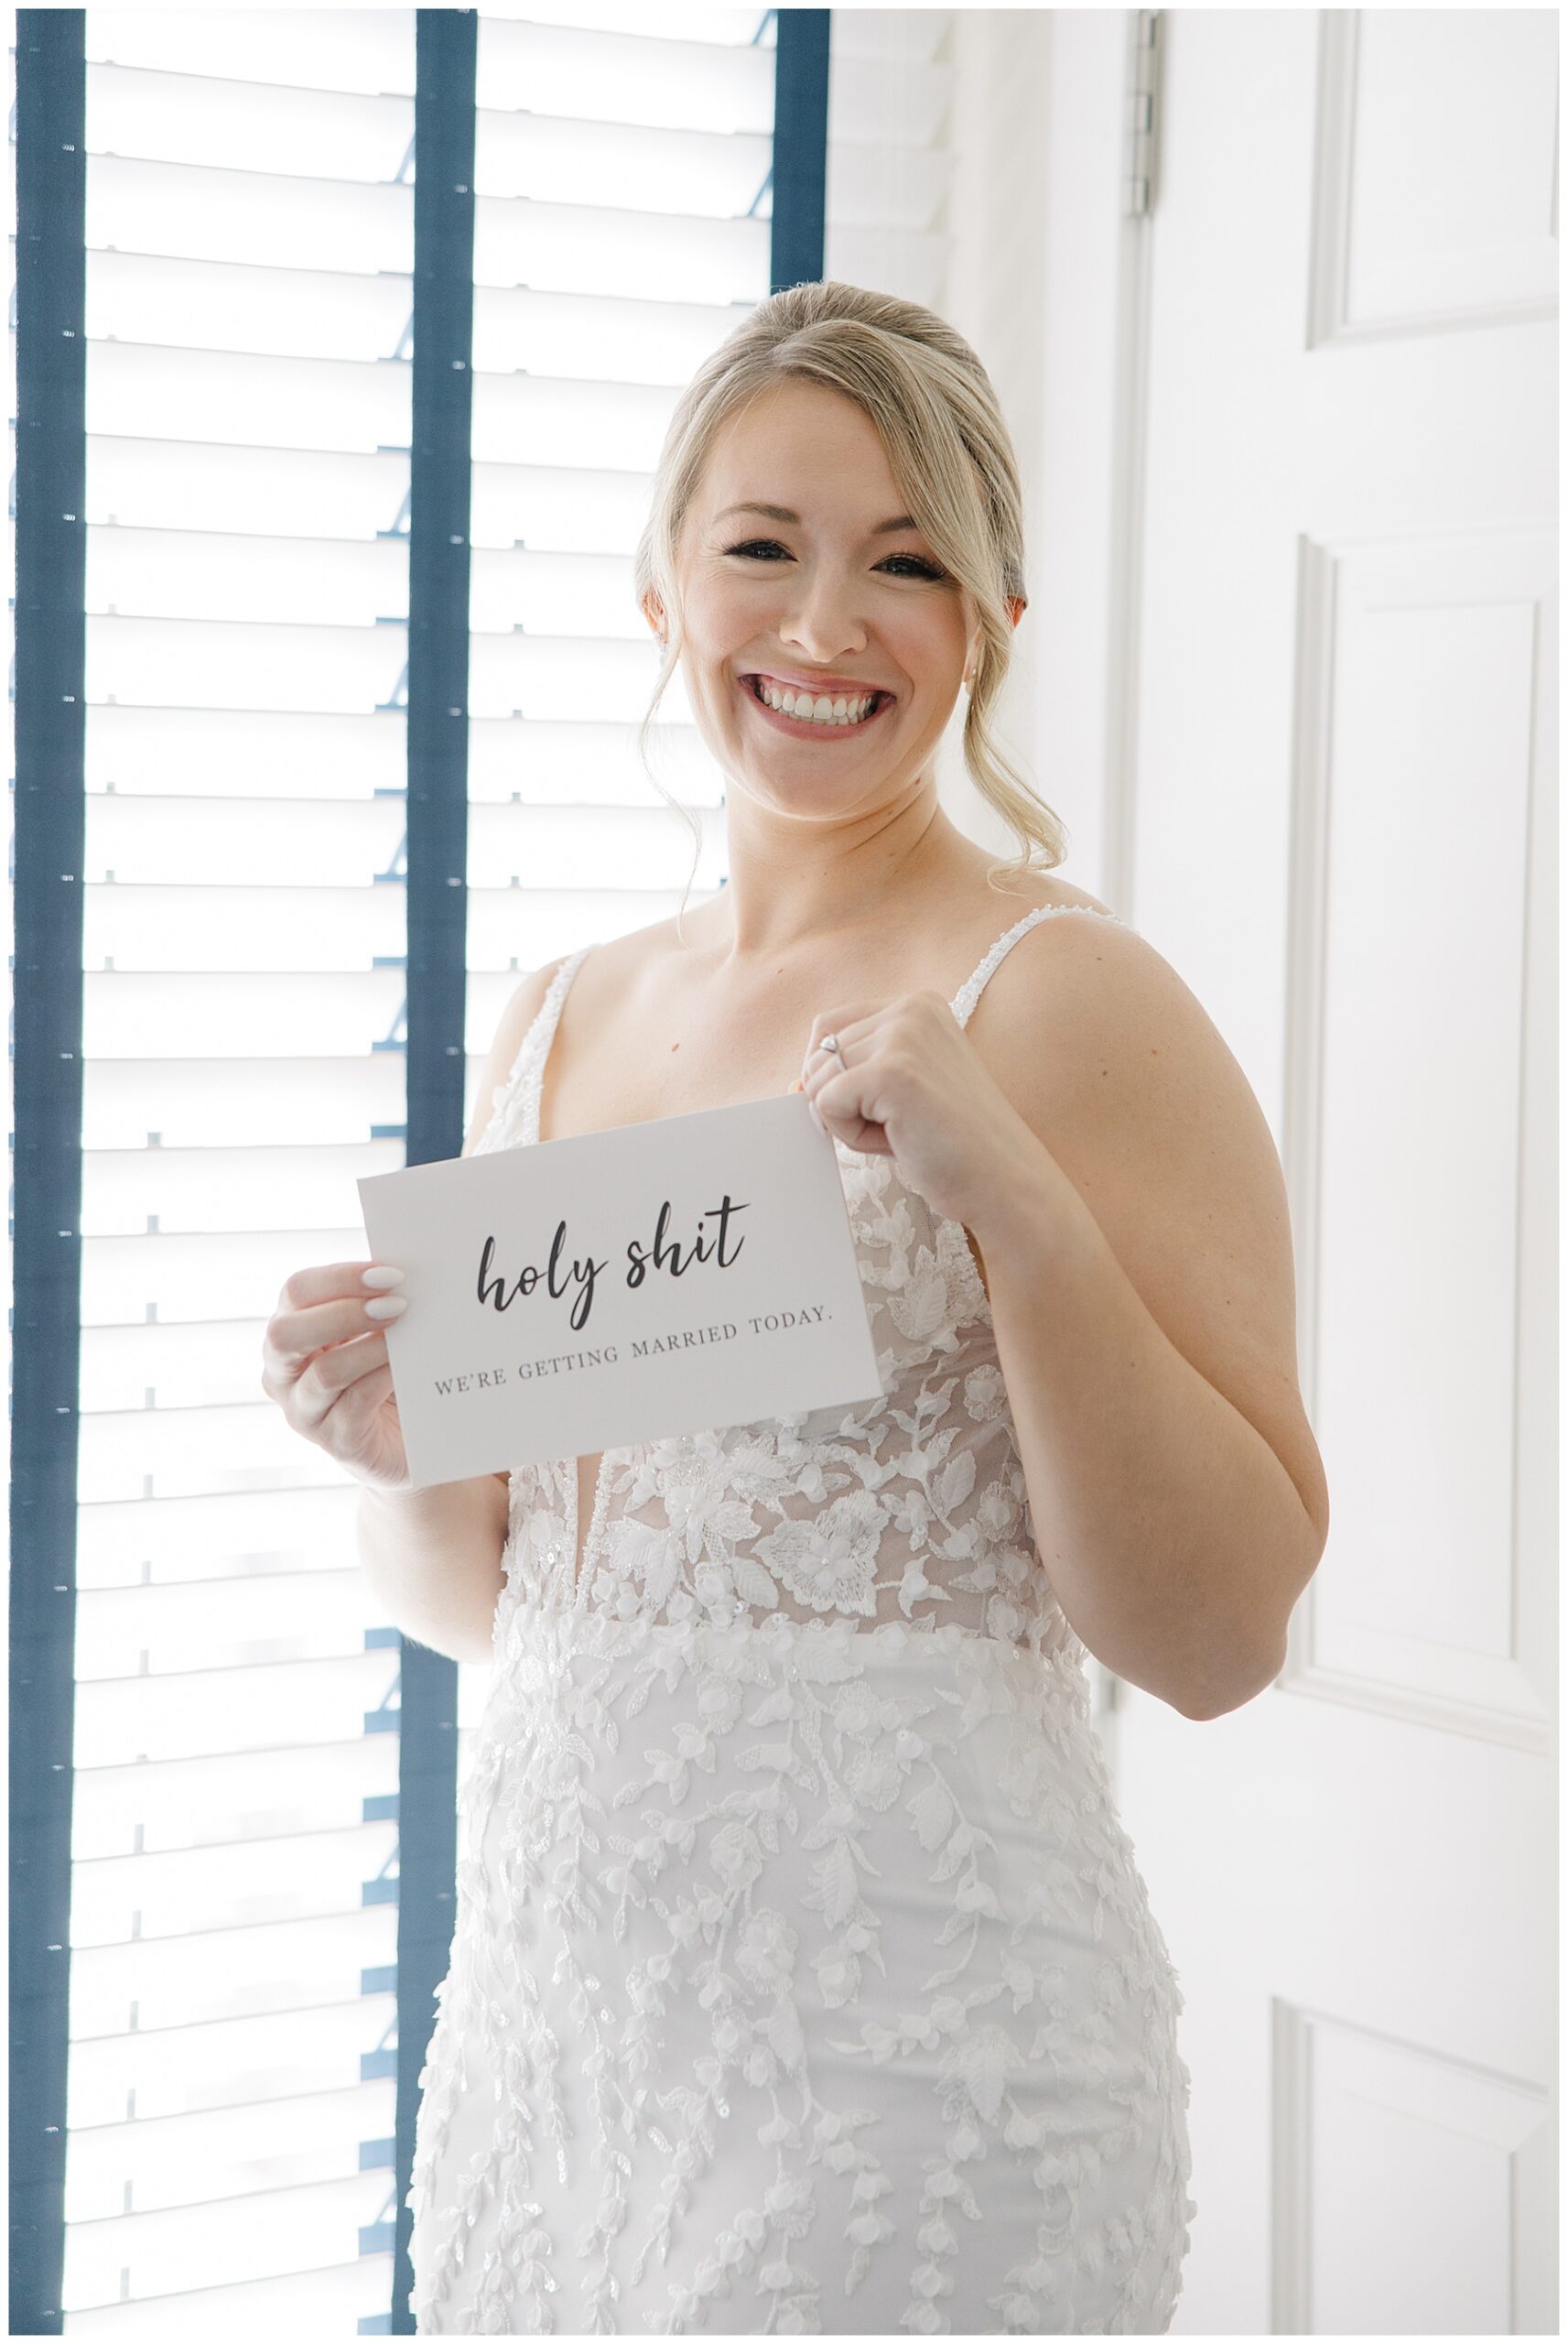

{"left": 62, "top": 12, "right": 415, "bottom": 2331}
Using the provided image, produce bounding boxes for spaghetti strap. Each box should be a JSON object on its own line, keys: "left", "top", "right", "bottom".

{"left": 477, "top": 944, "right": 595, "bottom": 1156}
{"left": 948, "top": 901, "right": 1127, "bottom": 1031}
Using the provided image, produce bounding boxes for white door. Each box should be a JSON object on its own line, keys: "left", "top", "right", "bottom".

{"left": 1105, "top": 10, "right": 1558, "bottom": 2334}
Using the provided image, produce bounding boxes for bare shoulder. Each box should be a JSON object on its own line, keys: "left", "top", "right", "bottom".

{"left": 983, "top": 911, "right": 1331, "bottom": 1548}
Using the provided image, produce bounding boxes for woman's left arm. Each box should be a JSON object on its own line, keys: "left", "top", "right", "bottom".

{"left": 803, "top": 919, "right": 1331, "bottom": 1723}
{"left": 963, "top": 925, "right": 1330, "bottom": 1721}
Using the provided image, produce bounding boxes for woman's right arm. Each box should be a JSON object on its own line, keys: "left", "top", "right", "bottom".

{"left": 259, "top": 958, "right": 566, "bottom": 1666}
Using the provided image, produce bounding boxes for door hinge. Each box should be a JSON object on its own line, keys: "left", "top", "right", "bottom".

{"left": 1125, "top": 10, "right": 1162, "bottom": 218}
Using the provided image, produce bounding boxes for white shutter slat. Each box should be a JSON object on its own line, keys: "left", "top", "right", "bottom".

{"left": 469, "top": 371, "right": 680, "bottom": 472}
{"left": 474, "top": 191, "right": 765, "bottom": 306}
{"left": 71, "top": 1824, "right": 400, "bottom": 1946}
{"left": 75, "top": 1569, "right": 385, "bottom": 1680}
{"left": 65, "top": 2254, "right": 393, "bottom": 2337}
{"left": 486, "top": 3, "right": 773, "bottom": 44}
{"left": 82, "top": 1324, "right": 288, "bottom": 1414}
{"left": 69, "top": 1996, "right": 397, "bottom": 2124}
{"left": 87, "top": 342, "right": 410, "bottom": 457}
{"left": 86, "top": 12, "right": 416, "bottom": 95}
{"left": 470, "top": 457, "right": 653, "bottom": 553}
{"left": 82, "top": 1146, "right": 401, "bottom": 1237}
{"left": 81, "top": 1229, "right": 378, "bottom": 1311}
{"left": 87, "top": 797, "right": 405, "bottom": 884}
{"left": 469, "top": 630, "right": 694, "bottom": 721}
{"left": 62, "top": 2171, "right": 397, "bottom": 2314}
{"left": 89, "top": 527, "right": 408, "bottom": 628}
{"left": 69, "top": 1905, "right": 397, "bottom": 2036}
{"left": 78, "top": 1414, "right": 367, "bottom": 1504}
{"left": 87, "top": 707, "right": 406, "bottom": 795}
{"left": 476, "top": 106, "right": 769, "bottom": 219}
{"left": 88, "top": 613, "right": 408, "bottom": 714}
{"left": 83, "top": 1061, "right": 406, "bottom": 1147}
{"left": 68, "top": 2080, "right": 395, "bottom": 2219}
{"left": 90, "top": 252, "right": 409, "bottom": 366}
{"left": 90, "top": 433, "right": 410, "bottom": 539}
{"left": 71, "top": 1654, "right": 399, "bottom": 1773}
{"left": 466, "top": 715, "right": 717, "bottom": 801}
{"left": 476, "top": 16, "right": 773, "bottom": 136}
{"left": 85, "top": 972, "right": 406, "bottom": 1058}
{"left": 88, "top": 154, "right": 414, "bottom": 276}
{"left": 472, "top": 285, "right": 745, "bottom": 386}
{"left": 87, "top": 889, "right": 405, "bottom": 963}
{"left": 470, "top": 544, "right": 646, "bottom": 636}
{"left": 73, "top": 1733, "right": 398, "bottom": 1857}
{"left": 89, "top": 60, "right": 412, "bottom": 183}
{"left": 76, "top": 1487, "right": 362, "bottom": 1589}
{"left": 466, "top": 801, "right": 726, "bottom": 894}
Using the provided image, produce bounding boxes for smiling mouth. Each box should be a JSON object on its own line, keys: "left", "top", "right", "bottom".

{"left": 741, "top": 674, "right": 892, "bottom": 731}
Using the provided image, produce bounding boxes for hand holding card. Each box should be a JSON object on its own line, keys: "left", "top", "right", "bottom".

{"left": 258, "top": 1258, "right": 416, "bottom": 1492}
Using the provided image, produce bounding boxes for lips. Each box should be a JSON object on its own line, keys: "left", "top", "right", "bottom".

{"left": 740, "top": 674, "right": 895, "bottom": 738}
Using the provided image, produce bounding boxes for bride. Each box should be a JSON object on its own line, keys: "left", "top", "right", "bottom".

{"left": 262, "top": 279, "right": 1328, "bottom": 2334}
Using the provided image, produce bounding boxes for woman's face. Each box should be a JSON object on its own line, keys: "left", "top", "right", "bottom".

{"left": 656, "top": 378, "right": 980, "bottom": 814}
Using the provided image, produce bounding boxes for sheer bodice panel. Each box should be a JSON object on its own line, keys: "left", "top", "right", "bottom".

{"left": 474, "top": 907, "right": 1124, "bottom": 1666}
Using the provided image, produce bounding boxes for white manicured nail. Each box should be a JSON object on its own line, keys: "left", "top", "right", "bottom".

{"left": 362, "top": 1265, "right": 405, "bottom": 1290}
{"left": 365, "top": 1295, "right": 407, "bottom": 1320}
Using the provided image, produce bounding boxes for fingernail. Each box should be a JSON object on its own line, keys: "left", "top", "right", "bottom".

{"left": 365, "top": 1295, "right": 407, "bottom": 1320}
{"left": 362, "top": 1265, "right": 405, "bottom": 1290}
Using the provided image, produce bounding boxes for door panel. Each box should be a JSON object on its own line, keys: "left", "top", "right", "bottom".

{"left": 1108, "top": 11, "right": 1557, "bottom": 2332}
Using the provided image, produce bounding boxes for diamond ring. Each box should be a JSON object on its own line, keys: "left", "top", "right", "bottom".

{"left": 817, "top": 1034, "right": 842, "bottom": 1058}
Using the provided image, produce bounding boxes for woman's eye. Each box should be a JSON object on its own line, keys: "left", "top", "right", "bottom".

{"left": 723, "top": 538, "right": 791, "bottom": 560}
{"left": 878, "top": 554, "right": 948, "bottom": 581}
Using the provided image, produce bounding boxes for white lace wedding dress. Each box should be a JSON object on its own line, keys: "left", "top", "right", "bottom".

{"left": 406, "top": 904, "right": 1197, "bottom": 2335}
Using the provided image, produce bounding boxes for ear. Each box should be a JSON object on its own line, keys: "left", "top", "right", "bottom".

{"left": 641, "top": 590, "right": 667, "bottom": 644}
{"left": 1005, "top": 594, "right": 1026, "bottom": 630}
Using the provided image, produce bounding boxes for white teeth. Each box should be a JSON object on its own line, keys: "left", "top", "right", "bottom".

{"left": 753, "top": 679, "right": 879, "bottom": 726}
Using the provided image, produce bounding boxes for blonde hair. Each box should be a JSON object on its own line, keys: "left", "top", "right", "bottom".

{"left": 631, "top": 281, "right": 1068, "bottom": 923}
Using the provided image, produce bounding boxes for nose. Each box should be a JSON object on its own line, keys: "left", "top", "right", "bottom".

{"left": 777, "top": 565, "right": 869, "bottom": 667}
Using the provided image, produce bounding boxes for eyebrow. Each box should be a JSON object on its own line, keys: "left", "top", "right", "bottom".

{"left": 714, "top": 501, "right": 922, "bottom": 537}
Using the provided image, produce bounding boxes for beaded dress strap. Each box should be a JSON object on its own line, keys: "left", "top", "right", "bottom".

{"left": 948, "top": 903, "right": 1127, "bottom": 1031}
{"left": 481, "top": 945, "right": 593, "bottom": 1154}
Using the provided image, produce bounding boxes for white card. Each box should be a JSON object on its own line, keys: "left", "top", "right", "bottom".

{"left": 357, "top": 1091, "right": 885, "bottom": 1489}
